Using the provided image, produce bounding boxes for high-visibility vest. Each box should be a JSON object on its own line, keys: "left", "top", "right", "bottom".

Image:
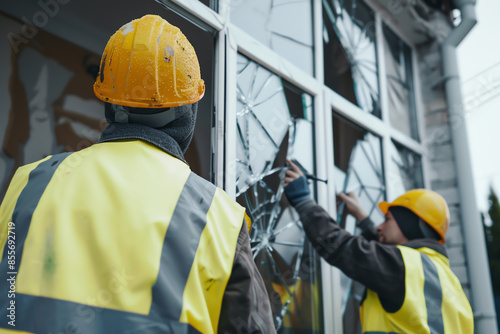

{"left": 0, "top": 140, "right": 245, "bottom": 334}
{"left": 360, "top": 246, "right": 474, "bottom": 334}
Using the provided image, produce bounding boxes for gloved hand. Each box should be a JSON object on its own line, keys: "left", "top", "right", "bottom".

{"left": 337, "top": 192, "right": 368, "bottom": 221}
{"left": 284, "top": 176, "right": 311, "bottom": 206}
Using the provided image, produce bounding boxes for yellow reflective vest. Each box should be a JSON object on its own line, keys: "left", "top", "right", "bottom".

{"left": 0, "top": 140, "right": 245, "bottom": 333}
{"left": 360, "top": 246, "right": 474, "bottom": 334}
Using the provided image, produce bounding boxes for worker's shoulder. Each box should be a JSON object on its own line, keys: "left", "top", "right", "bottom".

{"left": 14, "top": 155, "right": 54, "bottom": 177}
{"left": 188, "top": 171, "right": 244, "bottom": 210}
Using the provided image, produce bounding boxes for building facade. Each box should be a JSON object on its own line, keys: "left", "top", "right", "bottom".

{"left": 0, "top": 0, "right": 496, "bottom": 332}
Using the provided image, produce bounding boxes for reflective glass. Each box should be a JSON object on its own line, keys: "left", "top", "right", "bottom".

{"left": 383, "top": 24, "right": 418, "bottom": 140}
{"left": 0, "top": 0, "right": 215, "bottom": 200}
{"left": 387, "top": 140, "right": 423, "bottom": 198}
{"left": 230, "top": 0, "right": 314, "bottom": 75}
{"left": 323, "top": 0, "right": 380, "bottom": 116}
{"left": 198, "top": 0, "right": 211, "bottom": 7}
{"left": 236, "top": 54, "right": 323, "bottom": 333}
{"left": 332, "top": 113, "right": 385, "bottom": 332}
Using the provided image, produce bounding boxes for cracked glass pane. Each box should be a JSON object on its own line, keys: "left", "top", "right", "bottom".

{"left": 236, "top": 54, "right": 323, "bottom": 333}
{"left": 383, "top": 24, "right": 418, "bottom": 140}
{"left": 323, "top": 0, "right": 380, "bottom": 116}
{"left": 230, "top": 0, "right": 314, "bottom": 75}
{"left": 332, "top": 113, "right": 385, "bottom": 333}
{"left": 387, "top": 140, "right": 423, "bottom": 197}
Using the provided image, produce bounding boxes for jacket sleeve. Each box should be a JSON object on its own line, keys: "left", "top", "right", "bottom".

{"left": 218, "top": 221, "right": 277, "bottom": 334}
{"left": 357, "top": 216, "right": 379, "bottom": 241}
{"left": 294, "top": 199, "right": 406, "bottom": 312}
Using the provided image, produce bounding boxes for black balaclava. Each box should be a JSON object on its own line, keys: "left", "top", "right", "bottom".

{"left": 389, "top": 206, "right": 441, "bottom": 241}
{"left": 101, "top": 102, "right": 198, "bottom": 162}
{"left": 389, "top": 206, "right": 424, "bottom": 240}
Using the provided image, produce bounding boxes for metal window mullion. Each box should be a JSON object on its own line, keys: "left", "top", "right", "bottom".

{"left": 382, "top": 132, "right": 395, "bottom": 200}
{"left": 165, "top": 0, "right": 225, "bottom": 31}
{"left": 321, "top": 90, "right": 343, "bottom": 334}
{"left": 375, "top": 12, "right": 390, "bottom": 126}
{"left": 213, "top": 27, "right": 226, "bottom": 188}
{"left": 223, "top": 28, "right": 238, "bottom": 199}
{"left": 389, "top": 128, "right": 426, "bottom": 155}
{"left": 313, "top": 0, "right": 324, "bottom": 83}
{"left": 411, "top": 47, "right": 432, "bottom": 189}
{"left": 328, "top": 89, "right": 387, "bottom": 138}
{"left": 230, "top": 24, "right": 322, "bottom": 96}
{"left": 375, "top": 11, "right": 395, "bottom": 200}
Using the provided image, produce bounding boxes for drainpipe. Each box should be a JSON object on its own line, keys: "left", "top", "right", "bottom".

{"left": 441, "top": 0, "right": 498, "bottom": 332}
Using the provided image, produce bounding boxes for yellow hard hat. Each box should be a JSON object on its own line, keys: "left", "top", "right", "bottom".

{"left": 378, "top": 189, "right": 450, "bottom": 244}
{"left": 93, "top": 15, "right": 205, "bottom": 108}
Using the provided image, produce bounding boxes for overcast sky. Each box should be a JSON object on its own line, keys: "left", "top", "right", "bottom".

{"left": 457, "top": 0, "right": 500, "bottom": 212}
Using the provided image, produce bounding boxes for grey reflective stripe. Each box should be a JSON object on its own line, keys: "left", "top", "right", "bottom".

{"left": 150, "top": 172, "right": 216, "bottom": 320}
{"left": 421, "top": 253, "right": 444, "bottom": 334}
{"left": 2, "top": 153, "right": 72, "bottom": 273}
{"left": 0, "top": 293, "right": 200, "bottom": 334}
{"left": 0, "top": 153, "right": 72, "bottom": 306}
{"left": 0, "top": 153, "right": 70, "bottom": 328}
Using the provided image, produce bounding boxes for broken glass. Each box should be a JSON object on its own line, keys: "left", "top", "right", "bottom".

{"left": 236, "top": 54, "right": 322, "bottom": 332}
{"left": 323, "top": 0, "right": 380, "bottom": 116}
{"left": 230, "top": 0, "right": 314, "bottom": 75}
{"left": 332, "top": 113, "right": 385, "bottom": 332}
{"left": 387, "top": 140, "right": 423, "bottom": 197}
{"left": 383, "top": 24, "right": 418, "bottom": 140}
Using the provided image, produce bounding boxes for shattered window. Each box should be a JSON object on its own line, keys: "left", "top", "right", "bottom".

{"left": 332, "top": 113, "right": 385, "bottom": 333}
{"left": 383, "top": 24, "right": 418, "bottom": 140}
{"left": 236, "top": 54, "right": 323, "bottom": 333}
{"left": 323, "top": 0, "right": 380, "bottom": 116}
{"left": 387, "top": 140, "right": 423, "bottom": 197}
{"left": 230, "top": 0, "right": 314, "bottom": 76}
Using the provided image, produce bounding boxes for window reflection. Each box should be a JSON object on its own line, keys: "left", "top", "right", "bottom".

{"left": 323, "top": 0, "right": 380, "bottom": 116}
{"left": 230, "top": 0, "right": 314, "bottom": 75}
{"left": 332, "top": 113, "right": 385, "bottom": 333}
{"left": 383, "top": 24, "right": 418, "bottom": 140}
{"left": 387, "top": 140, "right": 423, "bottom": 197}
{"left": 0, "top": 0, "right": 215, "bottom": 202}
{"left": 236, "top": 54, "right": 322, "bottom": 333}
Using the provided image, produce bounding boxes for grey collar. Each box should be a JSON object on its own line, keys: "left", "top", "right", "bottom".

{"left": 403, "top": 239, "right": 448, "bottom": 258}
{"left": 99, "top": 123, "right": 188, "bottom": 164}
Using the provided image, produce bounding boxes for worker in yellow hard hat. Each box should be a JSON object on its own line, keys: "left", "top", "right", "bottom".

{"left": 284, "top": 159, "right": 473, "bottom": 334}
{"left": 0, "top": 15, "right": 275, "bottom": 333}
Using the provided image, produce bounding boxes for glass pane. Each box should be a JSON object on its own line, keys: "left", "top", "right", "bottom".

{"left": 230, "top": 0, "right": 314, "bottom": 76}
{"left": 387, "top": 140, "right": 423, "bottom": 198}
{"left": 198, "top": 0, "right": 211, "bottom": 7}
{"left": 383, "top": 24, "right": 418, "bottom": 140}
{"left": 323, "top": 0, "right": 380, "bottom": 116}
{"left": 332, "top": 113, "right": 385, "bottom": 333}
{"left": 0, "top": 0, "right": 215, "bottom": 201}
{"left": 236, "top": 54, "right": 323, "bottom": 333}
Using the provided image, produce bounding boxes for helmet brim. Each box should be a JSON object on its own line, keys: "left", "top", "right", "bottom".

{"left": 378, "top": 201, "right": 390, "bottom": 214}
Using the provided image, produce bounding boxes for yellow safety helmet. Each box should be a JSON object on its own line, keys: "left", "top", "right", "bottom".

{"left": 94, "top": 15, "right": 205, "bottom": 108}
{"left": 378, "top": 189, "right": 450, "bottom": 244}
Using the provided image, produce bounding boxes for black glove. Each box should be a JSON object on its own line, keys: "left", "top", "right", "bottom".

{"left": 284, "top": 176, "right": 311, "bottom": 206}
